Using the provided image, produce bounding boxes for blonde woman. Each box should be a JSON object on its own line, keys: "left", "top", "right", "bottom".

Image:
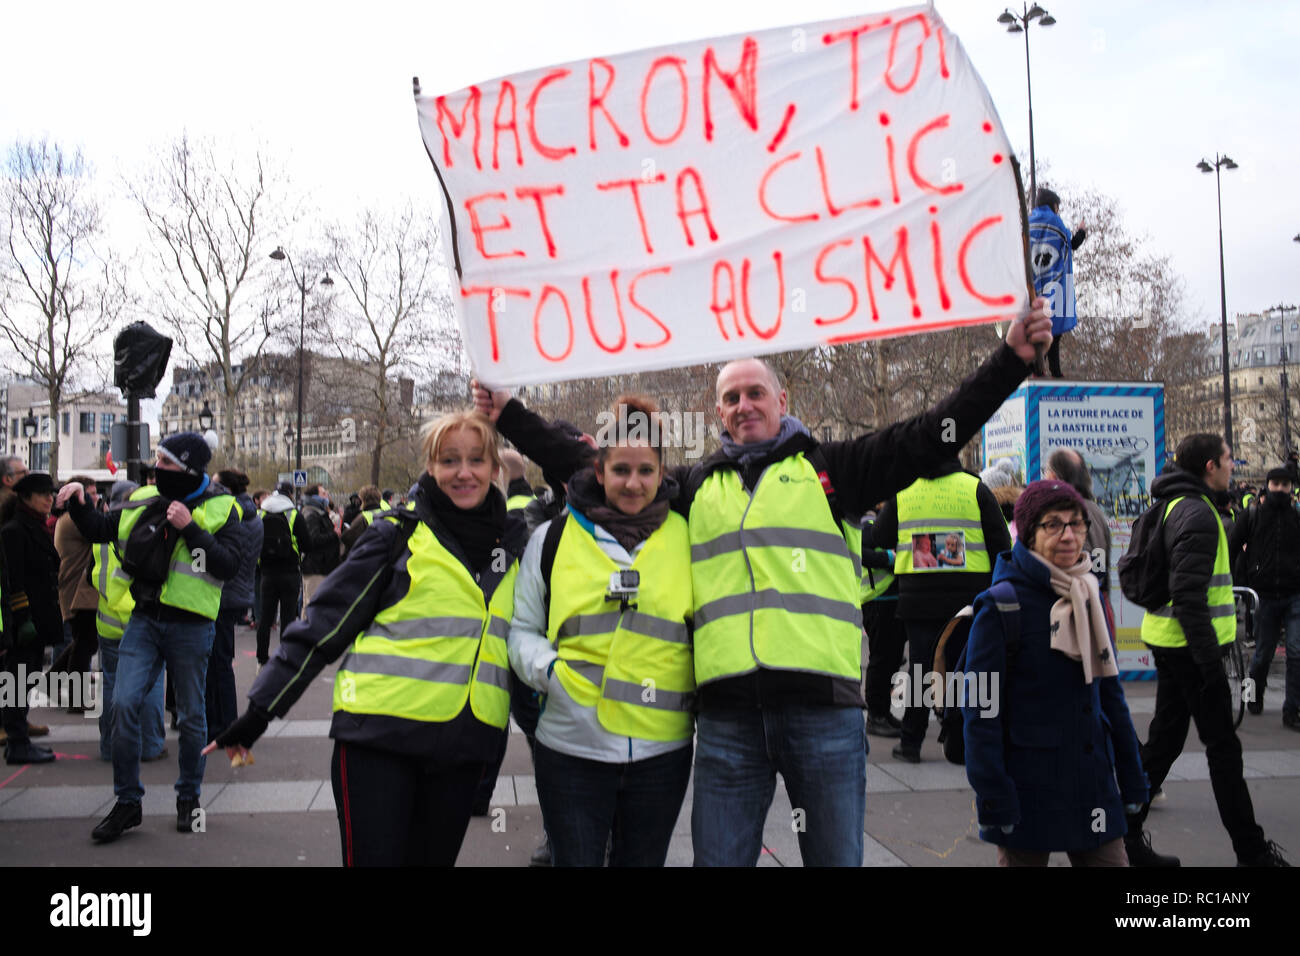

{"left": 207, "top": 411, "right": 528, "bottom": 866}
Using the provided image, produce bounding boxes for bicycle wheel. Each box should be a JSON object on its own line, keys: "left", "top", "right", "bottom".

{"left": 1226, "top": 638, "right": 1247, "bottom": 729}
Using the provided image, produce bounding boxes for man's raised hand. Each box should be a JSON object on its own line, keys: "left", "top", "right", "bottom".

{"left": 1005, "top": 296, "right": 1053, "bottom": 366}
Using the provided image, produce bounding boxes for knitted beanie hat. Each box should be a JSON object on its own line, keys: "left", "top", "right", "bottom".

{"left": 159, "top": 431, "right": 212, "bottom": 475}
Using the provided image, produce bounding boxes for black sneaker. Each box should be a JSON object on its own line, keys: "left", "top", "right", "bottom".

{"left": 529, "top": 835, "right": 552, "bottom": 867}
{"left": 1239, "top": 840, "right": 1290, "bottom": 867}
{"left": 1283, "top": 712, "right": 1300, "bottom": 731}
{"left": 92, "top": 801, "right": 142, "bottom": 843}
{"left": 177, "top": 797, "right": 201, "bottom": 833}
{"left": 1124, "top": 829, "right": 1180, "bottom": 867}
{"left": 891, "top": 744, "right": 921, "bottom": 763}
{"left": 5, "top": 741, "right": 55, "bottom": 765}
{"left": 866, "top": 715, "right": 902, "bottom": 738}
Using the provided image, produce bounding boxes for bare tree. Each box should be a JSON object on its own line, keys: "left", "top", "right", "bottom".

{"left": 0, "top": 141, "right": 123, "bottom": 477}
{"left": 129, "top": 134, "right": 288, "bottom": 458}
{"left": 317, "top": 204, "right": 457, "bottom": 485}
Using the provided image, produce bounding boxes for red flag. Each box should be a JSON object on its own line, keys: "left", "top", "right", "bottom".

{"left": 106, "top": 450, "right": 117, "bottom": 475}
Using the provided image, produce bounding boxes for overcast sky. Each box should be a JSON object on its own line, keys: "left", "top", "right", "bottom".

{"left": 3, "top": 0, "right": 1297, "bottom": 410}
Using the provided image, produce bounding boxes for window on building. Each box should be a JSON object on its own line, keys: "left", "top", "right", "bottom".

{"left": 10, "top": 418, "right": 17, "bottom": 439}
{"left": 1256, "top": 349, "right": 1266, "bottom": 361}
{"left": 62, "top": 411, "right": 70, "bottom": 435}
{"left": 1275, "top": 324, "right": 1283, "bottom": 333}
{"left": 1260, "top": 403, "right": 1265, "bottom": 412}
{"left": 1260, "top": 376, "right": 1265, "bottom": 385}
{"left": 79, "top": 412, "right": 95, "bottom": 433}
{"left": 101, "top": 413, "right": 115, "bottom": 435}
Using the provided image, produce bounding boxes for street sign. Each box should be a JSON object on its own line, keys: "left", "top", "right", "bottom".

{"left": 293, "top": 469, "right": 308, "bottom": 488}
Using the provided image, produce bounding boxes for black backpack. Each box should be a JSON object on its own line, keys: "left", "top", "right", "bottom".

{"left": 1117, "top": 499, "right": 1173, "bottom": 611}
{"left": 261, "top": 511, "right": 296, "bottom": 563}
{"left": 927, "top": 580, "right": 1020, "bottom": 765}
{"left": 120, "top": 497, "right": 179, "bottom": 585}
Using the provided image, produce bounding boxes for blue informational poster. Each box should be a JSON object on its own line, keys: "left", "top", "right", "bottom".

{"left": 983, "top": 381, "right": 1165, "bottom": 677}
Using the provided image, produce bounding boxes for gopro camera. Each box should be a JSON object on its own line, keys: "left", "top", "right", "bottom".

{"left": 606, "top": 570, "right": 640, "bottom": 607}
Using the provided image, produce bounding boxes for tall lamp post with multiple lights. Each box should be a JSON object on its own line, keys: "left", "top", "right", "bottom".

{"left": 996, "top": 3, "right": 1056, "bottom": 205}
{"left": 1198, "top": 154, "right": 1238, "bottom": 448}
{"left": 1268, "top": 303, "right": 1297, "bottom": 458}
{"left": 269, "top": 247, "right": 333, "bottom": 472}
{"left": 22, "top": 408, "right": 38, "bottom": 470}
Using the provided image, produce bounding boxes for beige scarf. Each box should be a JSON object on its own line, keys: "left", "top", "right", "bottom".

{"left": 1026, "top": 549, "right": 1119, "bottom": 684}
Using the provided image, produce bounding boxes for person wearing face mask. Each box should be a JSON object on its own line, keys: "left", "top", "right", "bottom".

{"left": 963, "top": 480, "right": 1152, "bottom": 866}
{"left": 1229, "top": 466, "right": 1300, "bottom": 730}
{"left": 508, "top": 396, "right": 693, "bottom": 867}
{"left": 205, "top": 411, "right": 528, "bottom": 867}
{"left": 57, "top": 432, "right": 242, "bottom": 841}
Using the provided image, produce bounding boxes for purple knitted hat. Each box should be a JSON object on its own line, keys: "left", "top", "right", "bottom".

{"left": 1013, "top": 479, "right": 1086, "bottom": 540}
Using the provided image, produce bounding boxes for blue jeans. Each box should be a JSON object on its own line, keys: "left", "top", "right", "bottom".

{"left": 98, "top": 638, "right": 166, "bottom": 762}
{"left": 692, "top": 705, "right": 866, "bottom": 866}
{"left": 534, "top": 741, "right": 693, "bottom": 867}
{"left": 112, "top": 614, "right": 214, "bottom": 803}
{"left": 1250, "top": 594, "right": 1300, "bottom": 716}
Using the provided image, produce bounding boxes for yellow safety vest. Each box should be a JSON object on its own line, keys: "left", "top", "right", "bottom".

{"left": 116, "top": 486, "right": 239, "bottom": 621}
{"left": 547, "top": 512, "right": 694, "bottom": 741}
{"left": 259, "top": 507, "right": 300, "bottom": 555}
{"left": 91, "top": 540, "right": 135, "bottom": 641}
{"left": 332, "top": 517, "right": 516, "bottom": 728}
{"left": 506, "top": 493, "right": 534, "bottom": 512}
{"left": 359, "top": 502, "right": 395, "bottom": 526}
{"left": 894, "top": 472, "right": 991, "bottom": 574}
{"left": 1141, "top": 495, "right": 1236, "bottom": 648}
{"left": 689, "top": 455, "right": 863, "bottom": 685}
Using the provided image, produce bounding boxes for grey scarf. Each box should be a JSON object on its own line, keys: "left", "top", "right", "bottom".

{"left": 720, "top": 416, "right": 810, "bottom": 467}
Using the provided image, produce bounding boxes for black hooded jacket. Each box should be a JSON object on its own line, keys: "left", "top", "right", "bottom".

{"left": 1146, "top": 470, "right": 1233, "bottom": 666}
{"left": 1228, "top": 492, "right": 1300, "bottom": 599}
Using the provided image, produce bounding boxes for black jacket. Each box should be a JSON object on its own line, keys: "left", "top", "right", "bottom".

{"left": 1, "top": 506, "right": 62, "bottom": 646}
{"left": 1229, "top": 495, "right": 1300, "bottom": 599}
{"left": 498, "top": 342, "right": 1034, "bottom": 710}
{"left": 248, "top": 486, "right": 529, "bottom": 761}
{"left": 1146, "top": 470, "right": 1232, "bottom": 666}
{"left": 871, "top": 463, "right": 1012, "bottom": 621}
{"left": 296, "top": 501, "right": 341, "bottom": 576}
{"left": 67, "top": 482, "right": 241, "bottom": 623}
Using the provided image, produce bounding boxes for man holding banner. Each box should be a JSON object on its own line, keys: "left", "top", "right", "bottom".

{"left": 438, "top": 3, "right": 1054, "bottom": 863}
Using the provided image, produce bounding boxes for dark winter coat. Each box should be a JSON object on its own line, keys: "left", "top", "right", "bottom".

{"left": 220, "top": 492, "right": 264, "bottom": 610}
{"left": 498, "top": 343, "right": 1035, "bottom": 711}
{"left": 296, "top": 498, "right": 341, "bottom": 576}
{"left": 1, "top": 505, "right": 62, "bottom": 646}
{"left": 963, "top": 541, "right": 1148, "bottom": 852}
{"left": 1228, "top": 494, "right": 1300, "bottom": 599}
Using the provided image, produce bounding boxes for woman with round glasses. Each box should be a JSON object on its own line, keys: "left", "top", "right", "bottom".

{"left": 961, "top": 479, "right": 1169, "bottom": 866}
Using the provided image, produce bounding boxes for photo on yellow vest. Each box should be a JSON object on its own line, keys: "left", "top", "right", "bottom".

{"left": 911, "top": 531, "right": 967, "bottom": 570}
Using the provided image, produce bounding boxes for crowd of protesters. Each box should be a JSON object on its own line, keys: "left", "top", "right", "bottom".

{"left": 0, "top": 299, "right": 1293, "bottom": 865}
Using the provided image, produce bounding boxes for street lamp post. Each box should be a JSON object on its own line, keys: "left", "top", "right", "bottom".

{"left": 198, "top": 400, "right": 214, "bottom": 432}
{"left": 1198, "top": 154, "right": 1239, "bottom": 449}
{"left": 269, "top": 246, "right": 333, "bottom": 473}
{"left": 22, "top": 408, "right": 37, "bottom": 470}
{"left": 1268, "top": 303, "right": 1297, "bottom": 457}
{"left": 997, "top": 3, "right": 1056, "bottom": 204}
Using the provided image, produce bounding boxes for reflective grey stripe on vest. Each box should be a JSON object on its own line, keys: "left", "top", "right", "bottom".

{"left": 559, "top": 610, "right": 689, "bottom": 645}
{"left": 366, "top": 616, "right": 485, "bottom": 641}
{"left": 896, "top": 518, "right": 984, "bottom": 531}
{"left": 169, "top": 556, "right": 223, "bottom": 587}
{"left": 486, "top": 615, "right": 510, "bottom": 641}
{"left": 897, "top": 542, "right": 988, "bottom": 553}
{"left": 1209, "top": 574, "right": 1233, "bottom": 588}
{"left": 995, "top": 602, "right": 1020, "bottom": 613}
{"left": 694, "top": 589, "right": 863, "bottom": 630}
{"left": 1149, "top": 603, "right": 1237, "bottom": 619}
{"left": 691, "top": 527, "right": 853, "bottom": 564}
{"left": 476, "top": 660, "right": 511, "bottom": 690}
{"left": 603, "top": 677, "right": 693, "bottom": 712}
{"left": 563, "top": 659, "right": 606, "bottom": 685}
{"left": 97, "top": 609, "right": 124, "bottom": 632}
{"left": 340, "top": 653, "right": 472, "bottom": 684}
{"left": 97, "top": 545, "right": 111, "bottom": 594}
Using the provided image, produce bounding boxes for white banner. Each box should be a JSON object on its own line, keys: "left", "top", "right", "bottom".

{"left": 416, "top": 5, "right": 1029, "bottom": 385}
